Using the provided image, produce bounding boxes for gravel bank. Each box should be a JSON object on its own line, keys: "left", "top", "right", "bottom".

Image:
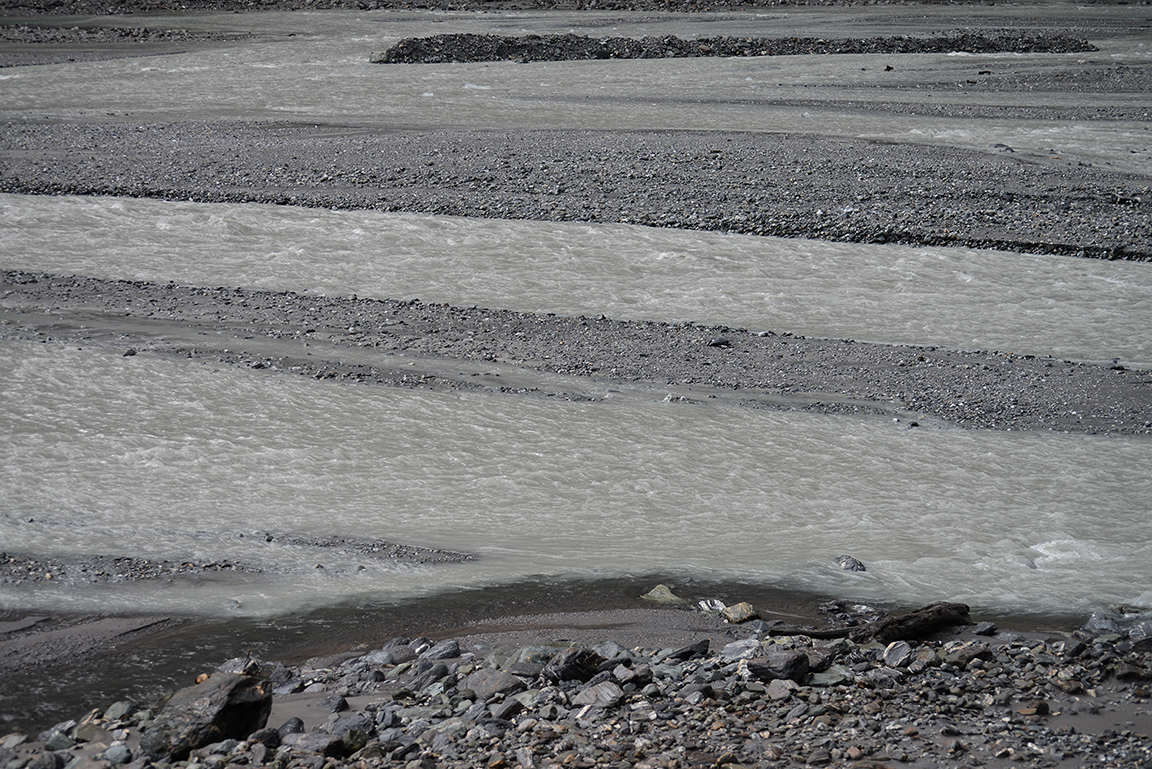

{"left": 4, "top": 601, "right": 1152, "bottom": 769}
{"left": 2, "top": 124, "right": 1149, "bottom": 261}
{"left": 4, "top": 269, "right": 1151, "bottom": 435}
{"left": 373, "top": 31, "right": 1097, "bottom": 64}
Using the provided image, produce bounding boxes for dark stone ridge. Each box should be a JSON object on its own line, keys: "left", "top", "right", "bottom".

{"left": 139, "top": 672, "right": 272, "bottom": 761}
{"left": 374, "top": 31, "right": 1096, "bottom": 64}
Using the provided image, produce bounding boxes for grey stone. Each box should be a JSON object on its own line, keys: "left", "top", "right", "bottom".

{"left": 570, "top": 681, "right": 624, "bottom": 709}
{"left": 280, "top": 732, "right": 345, "bottom": 757}
{"left": 664, "top": 639, "right": 709, "bottom": 661}
{"left": 103, "top": 744, "right": 132, "bottom": 765}
{"left": 745, "top": 650, "right": 810, "bottom": 683}
{"left": 330, "top": 713, "right": 374, "bottom": 738}
{"left": 278, "top": 717, "right": 304, "bottom": 737}
{"left": 140, "top": 673, "right": 272, "bottom": 761}
{"left": 461, "top": 668, "right": 526, "bottom": 700}
{"left": 42, "top": 732, "right": 74, "bottom": 752}
{"left": 361, "top": 650, "right": 394, "bottom": 666}
{"left": 640, "top": 584, "right": 686, "bottom": 605}
{"left": 835, "top": 555, "right": 866, "bottom": 572}
{"left": 883, "top": 640, "right": 914, "bottom": 668}
{"left": 719, "top": 639, "right": 761, "bottom": 661}
{"left": 103, "top": 702, "right": 133, "bottom": 722}
{"left": 27, "top": 751, "right": 66, "bottom": 769}
{"left": 316, "top": 694, "right": 348, "bottom": 713}
{"left": 418, "top": 639, "right": 460, "bottom": 660}
{"left": 1081, "top": 611, "right": 1121, "bottom": 636}
{"left": 1128, "top": 620, "right": 1152, "bottom": 643}
{"left": 542, "top": 648, "right": 604, "bottom": 682}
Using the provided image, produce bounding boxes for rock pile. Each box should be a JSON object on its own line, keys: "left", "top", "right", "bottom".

{"left": 4, "top": 603, "right": 1152, "bottom": 768}
{"left": 372, "top": 31, "right": 1096, "bottom": 64}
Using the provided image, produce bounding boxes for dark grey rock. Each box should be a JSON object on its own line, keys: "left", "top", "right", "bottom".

{"left": 248, "top": 727, "right": 280, "bottom": 748}
{"left": 140, "top": 673, "right": 272, "bottom": 761}
{"left": 835, "top": 555, "right": 866, "bottom": 572}
{"left": 278, "top": 717, "right": 305, "bottom": 737}
{"left": 316, "top": 694, "right": 348, "bottom": 713}
{"left": 103, "top": 744, "right": 132, "bottom": 764}
{"left": 330, "top": 713, "right": 374, "bottom": 738}
{"left": 883, "top": 641, "right": 914, "bottom": 668}
{"left": 571, "top": 681, "right": 625, "bottom": 709}
{"left": 665, "top": 639, "right": 709, "bottom": 661}
{"left": 280, "top": 732, "right": 345, "bottom": 757}
{"left": 745, "top": 650, "right": 810, "bottom": 683}
{"left": 461, "top": 668, "right": 526, "bottom": 700}
{"left": 26, "top": 751, "right": 65, "bottom": 769}
{"left": 1081, "top": 611, "right": 1121, "bottom": 637}
{"left": 542, "top": 648, "right": 605, "bottom": 683}
{"left": 419, "top": 639, "right": 460, "bottom": 660}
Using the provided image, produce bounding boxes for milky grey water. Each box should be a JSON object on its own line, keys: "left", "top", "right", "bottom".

{"left": 2, "top": 5, "right": 1151, "bottom": 624}
{"left": 3, "top": 338, "right": 1151, "bottom": 621}
{"left": 4, "top": 193, "right": 1151, "bottom": 366}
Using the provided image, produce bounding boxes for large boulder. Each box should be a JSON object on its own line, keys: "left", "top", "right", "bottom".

{"left": 745, "top": 650, "right": 810, "bottom": 683}
{"left": 140, "top": 673, "right": 272, "bottom": 761}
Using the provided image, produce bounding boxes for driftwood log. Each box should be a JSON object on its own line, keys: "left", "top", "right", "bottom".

{"left": 764, "top": 601, "right": 972, "bottom": 644}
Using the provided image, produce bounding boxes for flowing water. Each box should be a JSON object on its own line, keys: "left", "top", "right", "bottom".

{"left": 1, "top": 7, "right": 1151, "bottom": 629}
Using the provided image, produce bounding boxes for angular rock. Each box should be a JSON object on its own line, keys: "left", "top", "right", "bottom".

{"left": 664, "top": 639, "right": 709, "bottom": 662}
{"left": 140, "top": 673, "right": 272, "bottom": 761}
{"left": 542, "top": 648, "right": 605, "bottom": 682}
{"left": 745, "top": 650, "right": 810, "bottom": 683}
{"left": 720, "top": 639, "right": 762, "bottom": 661}
{"left": 765, "top": 678, "right": 799, "bottom": 700}
{"left": 1080, "top": 611, "right": 1121, "bottom": 637}
{"left": 419, "top": 639, "right": 460, "bottom": 660}
{"left": 280, "top": 732, "right": 345, "bottom": 756}
{"left": 723, "top": 602, "right": 760, "bottom": 624}
{"left": 316, "top": 694, "right": 348, "bottom": 713}
{"left": 835, "top": 555, "right": 866, "bottom": 572}
{"left": 330, "top": 713, "right": 374, "bottom": 738}
{"left": 461, "top": 668, "right": 526, "bottom": 700}
{"left": 973, "top": 621, "right": 998, "bottom": 636}
{"left": 571, "top": 682, "right": 625, "bottom": 709}
{"left": 883, "top": 640, "right": 914, "bottom": 668}
{"left": 640, "top": 584, "right": 687, "bottom": 605}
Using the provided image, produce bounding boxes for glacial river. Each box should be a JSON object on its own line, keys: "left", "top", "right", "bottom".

{"left": 1, "top": 4, "right": 1151, "bottom": 626}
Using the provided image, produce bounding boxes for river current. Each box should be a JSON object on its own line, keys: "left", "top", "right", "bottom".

{"left": 1, "top": 5, "right": 1151, "bottom": 626}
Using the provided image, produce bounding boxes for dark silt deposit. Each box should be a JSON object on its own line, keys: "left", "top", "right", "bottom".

{"left": 372, "top": 31, "right": 1097, "bottom": 64}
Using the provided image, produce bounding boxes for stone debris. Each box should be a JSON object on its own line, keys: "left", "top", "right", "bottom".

{"left": 4, "top": 605, "right": 1152, "bottom": 769}
{"left": 373, "top": 31, "right": 1096, "bottom": 65}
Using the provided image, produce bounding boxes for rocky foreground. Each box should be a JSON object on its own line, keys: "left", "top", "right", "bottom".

{"left": 4, "top": 599, "right": 1152, "bottom": 769}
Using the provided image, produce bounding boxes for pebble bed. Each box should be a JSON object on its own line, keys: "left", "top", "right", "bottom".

{"left": 373, "top": 31, "right": 1096, "bottom": 64}
{"left": 4, "top": 603, "right": 1152, "bottom": 769}
{"left": 2, "top": 124, "right": 1147, "bottom": 262}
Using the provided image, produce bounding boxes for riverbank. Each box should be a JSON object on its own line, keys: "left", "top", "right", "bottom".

{"left": 2, "top": 593, "right": 1151, "bottom": 769}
